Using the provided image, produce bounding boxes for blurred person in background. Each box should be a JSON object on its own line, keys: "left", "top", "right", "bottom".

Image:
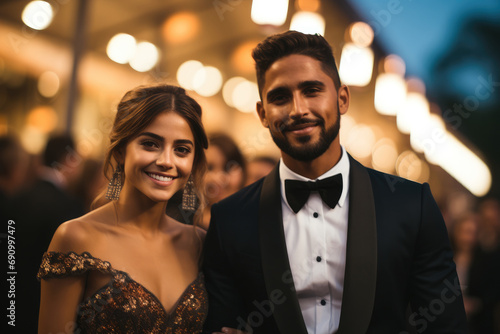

{"left": 467, "top": 198, "right": 500, "bottom": 334}
{"left": 202, "top": 132, "right": 246, "bottom": 229}
{"left": 0, "top": 134, "right": 29, "bottom": 222}
{"left": 69, "top": 158, "right": 106, "bottom": 213}
{"left": 244, "top": 155, "right": 278, "bottom": 186}
{"left": 11, "top": 133, "right": 85, "bottom": 333}
{"left": 449, "top": 213, "right": 479, "bottom": 319}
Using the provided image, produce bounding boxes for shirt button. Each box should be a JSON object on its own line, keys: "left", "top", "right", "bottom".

{"left": 320, "top": 299, "right": 326, "bottom": 306}
{"left": 316, "top": 256, "right": 322, "bottom": 262}
{"left": 313, "top": 212, "right": 319, "bottom": 218}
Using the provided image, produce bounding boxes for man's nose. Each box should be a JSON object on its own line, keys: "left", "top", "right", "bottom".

{"left": 289, "top": 95, "right": 308, "bottom": 119}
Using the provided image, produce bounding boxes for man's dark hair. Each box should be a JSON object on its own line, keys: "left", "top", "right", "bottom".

{"left": 252, "top": 30, "right": 341, "bottom": 99}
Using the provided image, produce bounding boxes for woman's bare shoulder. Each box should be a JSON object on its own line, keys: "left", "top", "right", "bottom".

{"left": 48, "top": 203, "right": 115, "bottom": 254}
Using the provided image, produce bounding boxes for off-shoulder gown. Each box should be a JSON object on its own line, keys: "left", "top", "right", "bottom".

{"left": 38, "top": 251, "right": 208, "bottom": 333}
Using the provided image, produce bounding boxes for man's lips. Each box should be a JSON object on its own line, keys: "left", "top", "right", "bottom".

{"left": 282, "top": 120, "right": 319, "bottom": 134}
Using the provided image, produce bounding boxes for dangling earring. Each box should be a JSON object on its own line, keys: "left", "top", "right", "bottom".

{"left": 106, "top": 165, "right": 123, "bottom": 201}
{"left": 182, "top": 175, "right": 197, "bottom": 211}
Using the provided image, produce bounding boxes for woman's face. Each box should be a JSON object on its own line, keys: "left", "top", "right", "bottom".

{"left": 121, "top": 112, "right": 195, "bottom": 203}
{"left": 204, "top": 145, "right": 243, "bottom": 204}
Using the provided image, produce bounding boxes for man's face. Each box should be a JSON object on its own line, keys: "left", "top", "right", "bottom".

{"left": 257, "top": 54, "right": 349, "bottom": 162}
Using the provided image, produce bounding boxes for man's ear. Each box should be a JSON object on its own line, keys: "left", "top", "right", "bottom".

{"left": 256, "top": 101, "right": 269, "bottom": 128}
{"left": 338, "top": 85, "right": 350, "bottom": 115}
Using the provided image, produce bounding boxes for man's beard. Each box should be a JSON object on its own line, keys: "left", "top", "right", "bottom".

{"left": 270, "top": 109, "right": 340, "bottom": 162}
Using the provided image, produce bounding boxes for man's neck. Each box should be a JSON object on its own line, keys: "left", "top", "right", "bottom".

{"left": 281, "top": 141, "right": 342, "bottom": 179}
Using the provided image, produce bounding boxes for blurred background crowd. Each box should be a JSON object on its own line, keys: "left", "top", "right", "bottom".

{"left": 1, "top": 0, "right": 499, "bottom": 332}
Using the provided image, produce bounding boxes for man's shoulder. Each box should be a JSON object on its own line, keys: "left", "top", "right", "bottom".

{"left": 216, "top": 177, "right": 266, "bottom": 207}
{"left": 361, "top": 164, "right": 424, "bottom": 196}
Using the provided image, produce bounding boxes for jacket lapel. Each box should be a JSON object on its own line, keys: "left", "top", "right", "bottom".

{"left": 337, "top": 155, "right": 378, "bottom": 333}
{"left": 258, "top": 165, "right": 308, "bottom": 334}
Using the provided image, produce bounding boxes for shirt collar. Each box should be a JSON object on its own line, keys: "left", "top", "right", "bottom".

{"left": 279, "top": 146, "right": 350, "bottom": 210}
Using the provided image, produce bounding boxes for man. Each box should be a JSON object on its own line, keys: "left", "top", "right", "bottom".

{"left": 12, "top": 134, "right": 84, "bottom": 333}
{"left": 203, "top": 31, "right": 466, "bottom": 334}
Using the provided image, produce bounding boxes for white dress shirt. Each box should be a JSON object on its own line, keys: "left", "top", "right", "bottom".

{"left": 279, "top": 147, "right": 350, "bottom": 334}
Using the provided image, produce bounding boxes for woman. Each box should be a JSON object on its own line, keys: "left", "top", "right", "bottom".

{"left": 37, "top": 85, "right": 209, "bottom": 333}
{"left": 202, "top": 133, "right": 246, "bottom": 229}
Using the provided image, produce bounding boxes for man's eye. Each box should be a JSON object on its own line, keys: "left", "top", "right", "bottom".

{"left": 304, "top": 87, "right": 320, "bottom": 95}
{"left": 271, "top": 95, "right": 288, "bottom": 104}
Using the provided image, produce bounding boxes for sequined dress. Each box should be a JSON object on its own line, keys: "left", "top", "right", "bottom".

{"left": 37, "top": 251, "right": 208, "bottom": 333}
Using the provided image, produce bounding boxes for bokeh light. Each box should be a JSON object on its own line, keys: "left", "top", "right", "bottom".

{"left": 290, "top": 11, "right": 325, "bottom": 36}
{"left": 22, "top": 1, "right": 53, "bottom": 30}
{"left": 251, "top": 0, "right": 289, "bottom": 26}
{"left": 162, "top": 11, "right": 200, "bottom": 44}
{"left": 193, "top": 66, "right": 223, "bottom": 97}
{"left": 129, "top": 42, "right": 159, "bottom": 72}
{"left": 37, "top": 71, "right": 60, "bottom": 98}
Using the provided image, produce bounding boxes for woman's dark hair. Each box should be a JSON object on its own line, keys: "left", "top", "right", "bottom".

{"left": 252, "top": 30, "right": 341, "bottom": 99}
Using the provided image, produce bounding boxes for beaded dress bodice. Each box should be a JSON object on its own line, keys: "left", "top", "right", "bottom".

{"left": 38, "top": 251, "right": 208, "bottom": 333}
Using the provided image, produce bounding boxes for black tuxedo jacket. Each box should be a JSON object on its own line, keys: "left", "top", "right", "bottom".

{"left": 203, "top": 155, "right": 467, "bottom": 333}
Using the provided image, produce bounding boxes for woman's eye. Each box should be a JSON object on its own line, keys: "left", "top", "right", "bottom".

{"left": 142, "top": 141, "right": 158, "bottom": 149}
{"left": 176, "top": 146, "right": 192, "bottom": 155}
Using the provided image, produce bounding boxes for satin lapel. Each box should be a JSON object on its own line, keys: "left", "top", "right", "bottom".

{"left": 337, "top": 155, "right": 378, "bottom": 334}
{"left": 258, "top": 165, "right": 308, "bottom": 334}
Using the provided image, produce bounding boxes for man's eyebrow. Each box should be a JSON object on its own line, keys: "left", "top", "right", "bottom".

{"left": 298, "top": 80, "right": 325, "bottom": 89}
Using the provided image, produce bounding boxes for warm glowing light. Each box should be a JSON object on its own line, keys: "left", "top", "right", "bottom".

{"left": 26, "top": 106, "right": 58, "bottom": 134}
{"left": 406, "top": 77, "right": 426, "bottom": 95}
{"left": 162, "top": 11, "right": 200, "bottom": 44}
{"left": 251, "top": 0, "right": 289, "bottom": 26}
{"left": 296, "top": 0, "right": 320, "bottom": 12}
{"left": 223, "top": 77, "right": 247, "bottom": 108}
{"left": 339, "top": 114, "right": 357, "bottom": 145}
{"left": 290, "top": 11, "right": 325, "bottom": 35}
{"left": 374, "top": 73, "right": 406, "bottom": 116}
{"left": 129, "top": 42, "right": 159, "bottom": 72}
{"left": 22, "top": 1, "right": 53, "bottom": 30}
{"left": 339, "top": 43, "right": 374, "bottom": 87}
{"left": 372, "top": 138, "right": 398, "bottom": 173}
{"left": 349, "top": 22, "right": 374, "bottom": 47}
{"left": 193, "top": 66, "right": 223, "bottom": 97}
{"left": 384, "top": 54, "right": 406, "bottom": 76}
{"left": 232, "top": 80, "right": 260, "bottom": 113}
{"left": 21, "top": 126, "right": 47, "bottom": 154}
{"left": 397, "top": 92, "right": 429, "bottom": 134}
{"left": 177, "top": 60, "right": 204, "bottom": 90}
{"left": 106, "top": 33, "right": 137, "bottom": 64}
{"left": 425, "top": 132, "right": 491, "bottom": 196}
{"left": 410, "top": 114, "right": 445, "bottom": 155}
{"left": 231, "top": 40, "right": 260, "bottom": 74}
{"left": 396, "top": 150, "right": 429, "bottom": 183}
{"left": 38, "top": 71, "right": 60, "bottom": 98}
{"left": 344, "top": 124, "right": 376, "bottom": 158}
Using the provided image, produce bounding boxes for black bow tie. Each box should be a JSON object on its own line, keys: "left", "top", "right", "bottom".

{"left": 285, "top": 174, "right": 343, "bottom": 214}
